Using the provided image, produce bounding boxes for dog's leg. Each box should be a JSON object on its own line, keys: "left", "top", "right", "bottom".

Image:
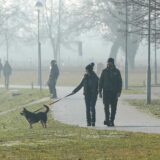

{"left": 41, "top": 121, "right": 47, "bottom": 128}
{"left": 44, "top": 123, "right": 47, "bottom": 128}
{"left": 40, "top": 121, "right": 45, "bottom": 128}
{"left": 29, "top": 123, "right": 33, "bottom": 129}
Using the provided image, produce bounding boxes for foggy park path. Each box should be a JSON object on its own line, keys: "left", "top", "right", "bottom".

{"left": 52, "top": 87, "right": 160, "bottom": 134}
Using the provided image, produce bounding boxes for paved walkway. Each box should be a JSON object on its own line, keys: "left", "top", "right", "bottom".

{"left": 52, "top": 87, "right": 160, "bottom": 134}
{"left": 0, "top": 85, "right": 159, "bottom": 134}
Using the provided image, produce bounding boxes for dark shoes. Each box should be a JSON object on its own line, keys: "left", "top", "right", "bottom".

{"left": 87, "top": 123, "right": 91, "bottom": 126}
{"left": 104, "top": 120, "right": 115, "bottom": 127}
{"left": 104, "top": 120, "right": 110, "bottom": 126}
{"left": 91, "top": 122, "right": 95, "bottom": 127}
{"left": 50, "top": 94, "right": 58, "bottom": 99}
{"left": 110, "top": 121, "right": 115, "bottom": 127}
{"left": 87, "top": 122, "right": 95, "bottom": 127}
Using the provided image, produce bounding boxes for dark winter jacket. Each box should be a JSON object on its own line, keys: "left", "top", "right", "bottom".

{"left": 73, "top": 71, "right": 99, "bottom": 96}
{"left": 99, "top": 66, "right": 122, "bottom": 94}
{"left": 49, "top": 64, "right": 59, "bottom": 81}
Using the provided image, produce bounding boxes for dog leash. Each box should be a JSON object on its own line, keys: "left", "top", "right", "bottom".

{"left": 48, "top": 92, "right": 74, "bottom": 105}
{"left": 34, "top": 92, "right": 74, "bottom": 113}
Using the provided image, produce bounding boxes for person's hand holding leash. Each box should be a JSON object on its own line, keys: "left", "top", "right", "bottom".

{"left": 71, "top": 90, "right": 76, "bottom": 95}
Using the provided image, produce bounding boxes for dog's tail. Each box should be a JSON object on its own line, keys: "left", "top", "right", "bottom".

{"left": 43, "top": 104, "right": 49, "bottom": 113}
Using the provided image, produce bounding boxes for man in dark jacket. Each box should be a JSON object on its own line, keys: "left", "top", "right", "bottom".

{"left": 3, "top": 61, "right": 12, "bottom": 89}
{"left": 72, "top": 63, "right": 99, "bottom": 127}
{"left": 99, "top": 58, "right": 122, "bottom": 126}
{"left": 48, "top": 60, "right": 59, "bottom": 99}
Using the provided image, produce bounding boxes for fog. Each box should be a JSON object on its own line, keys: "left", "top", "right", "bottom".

{"left": 0, "top": 0, "right": 159, "bottom": 71}
{"left": 0, "top": 35, "right": 159, "bottom": 70}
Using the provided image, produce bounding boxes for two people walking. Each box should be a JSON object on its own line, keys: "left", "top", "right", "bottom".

{"left": 47, "top": 58, "right": 122, "bottom": 127}
{"left": 72, "top": 58, "right": 122, "bottom": 127}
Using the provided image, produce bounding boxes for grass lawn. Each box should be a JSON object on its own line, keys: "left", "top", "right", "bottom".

{"left": 0, "top": 89, "right": 159, "bottom": 159}
{"left": 122, "top": 88, "right": 145, "bottom": 94}
{"left": 0, "top": 88, "right": 49, "bottom": 112}
{"left": 128, "top": 99, "right": 160, "bottom": 118}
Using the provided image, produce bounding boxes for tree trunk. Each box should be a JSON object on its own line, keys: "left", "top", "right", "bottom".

{"left": 109, "top": 38, "right": 121, "bottom": 61}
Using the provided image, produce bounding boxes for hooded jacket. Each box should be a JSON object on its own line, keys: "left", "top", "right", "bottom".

{"left": 49, "top": 64, "right": 59, "bottom": 81}
{"left": 99, "top": 66, "right": 122, "bottom": 94}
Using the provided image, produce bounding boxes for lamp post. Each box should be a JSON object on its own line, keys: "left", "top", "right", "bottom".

{"left": 147, "top": 0, "right": 151, "bottom": 104}
{"left": 154, "top": 0, "right": 158, "bottom": 85}
{"left": 125, "top": 0, "right": 128, "bottom": 90}
{"left": 57, "top": 0, "right": 62, "bottom": 66}
{"left": 35, "top": 0, "right": 43, "bottom": 90}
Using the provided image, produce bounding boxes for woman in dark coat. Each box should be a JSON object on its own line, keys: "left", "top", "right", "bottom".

{"left": 72, "top": 63, "right": 99, "bottom": 127}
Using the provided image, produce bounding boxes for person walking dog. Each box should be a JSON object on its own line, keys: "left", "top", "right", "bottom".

{"left": 99, "top": 58, "right": 122, "bottom": 127}
{"left": 72, "top": 63, "right": 99, "bottom": 127}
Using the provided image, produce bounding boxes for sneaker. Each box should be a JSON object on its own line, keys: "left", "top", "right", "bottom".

{"left": 50, "top": 95, "right": 58, "bottom": 99}
{"left": 91, "top": 122, "right": 95, "bottom": 127}
{"left": 87, "top": 123, "right": 91, "bottom": 127}
{"left": 110, "top": 121, "right": 115, "bottom": 127}
{"left": 104, "top": 120, "right": 110, "bottom": 126}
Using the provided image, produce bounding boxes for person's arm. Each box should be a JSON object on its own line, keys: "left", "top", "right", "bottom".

{"left": 117, "top": 70, "right": 122, "bottom": 97}
{"left": 72, "top": 78, "right": 84, "bottom": 94}
{"left": 98, "top": 71, "right": 104, "bottom": 98}
{"left": 96, "top": 75, "right": 99, "bottom": 95}
{"left": 56, "top": 65, "right": 59, "bottom": 77}
{"left": 53, "top": 65, "right": 59, "bottom": 79}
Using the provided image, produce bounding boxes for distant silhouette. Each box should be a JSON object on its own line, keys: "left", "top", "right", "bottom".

{"left": 0, "top": 59, "right": 3, "bottom": 78}
{"left": 3, "top": 61, "right": 12, "bottom": 89}
{"left": 47, "top": 60, "right": 59, "bottom": 99}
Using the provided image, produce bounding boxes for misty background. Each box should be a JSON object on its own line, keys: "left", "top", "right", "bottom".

{"left": 1, "top": 32, "right": 159, "bottom": 69}
{"left": 0, "top": 0, "right": 159, "bottom": 90}
{"left": 0, "top": 0, "right": 159, "bottom": 68}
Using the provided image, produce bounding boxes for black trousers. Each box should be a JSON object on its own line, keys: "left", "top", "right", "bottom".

{"left": 48, "top": 79, "right": 57, "bottom": 98}
{"left": 103, "top": 91, "right": 118, "bottom": 123}
{"left": 84, "top": 95, "right": 97, "bottom": 125}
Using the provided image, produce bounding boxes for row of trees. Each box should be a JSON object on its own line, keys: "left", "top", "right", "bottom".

{"left": 0, "top": 0, "right": 160, "bottom": 68}
{"left": 64, "top": 0, "right": 160, "bottom": 68}
{"left": 0, "top": 0, "right": 85, "bottom": 63}
{"left": 0, "top": 0, "right": 37, "bottom": 60}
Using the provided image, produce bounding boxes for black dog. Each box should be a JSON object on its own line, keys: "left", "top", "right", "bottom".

{"left": 20, "top": 104, "right": 49, "bottom": 128}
